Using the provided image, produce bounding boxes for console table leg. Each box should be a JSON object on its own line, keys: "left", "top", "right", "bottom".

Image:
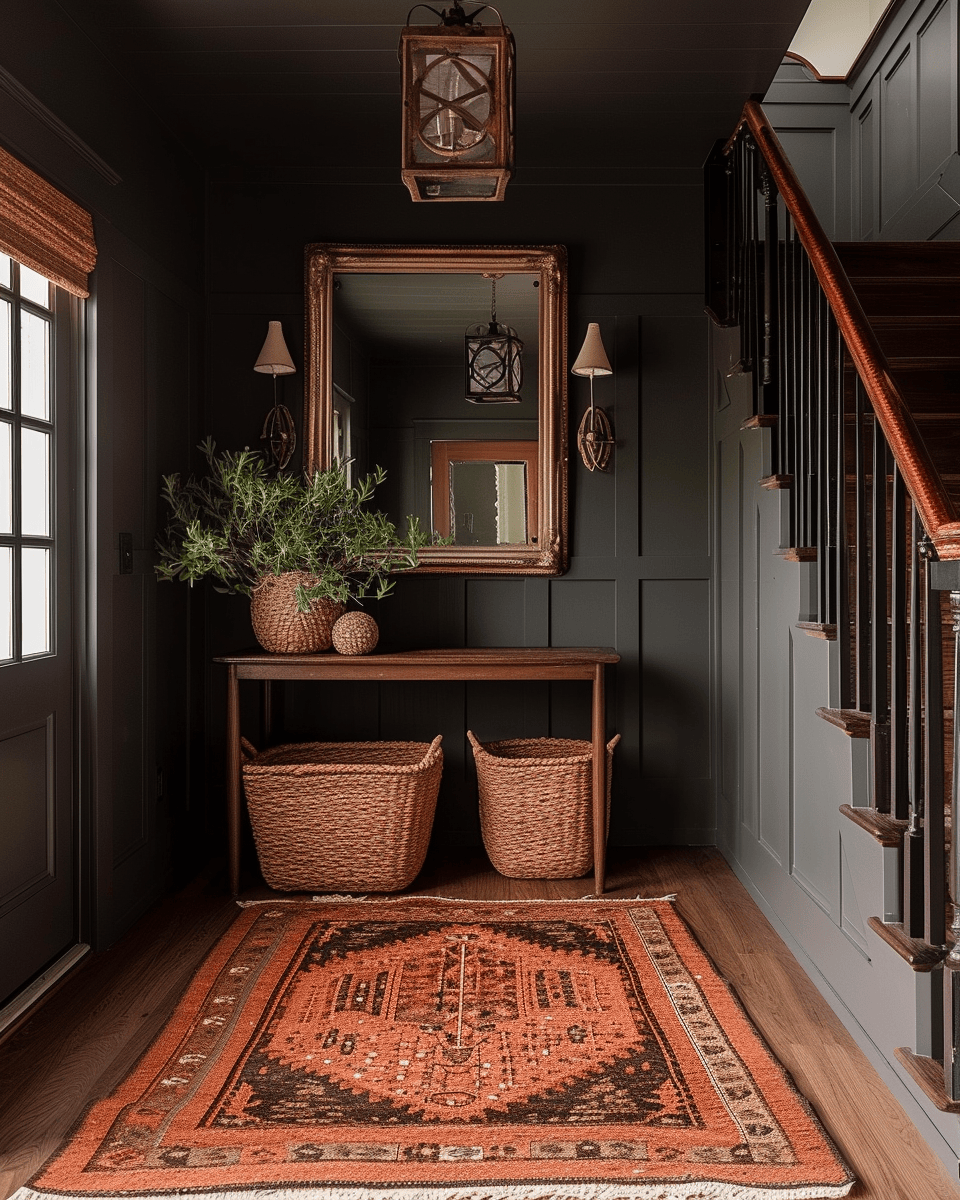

{"left": 592, "top": 663, "right": 607, "bottom": 894}
{"left": 226, "top": 664, "right": 241, "bottom": 896}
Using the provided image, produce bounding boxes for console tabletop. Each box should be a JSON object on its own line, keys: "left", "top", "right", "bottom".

{"left": 215, "top": 646, "right": 620, "bottom": 895}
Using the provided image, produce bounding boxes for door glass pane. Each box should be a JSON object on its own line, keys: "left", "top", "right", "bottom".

{"left": 20, "top": 265, "right": 51, "bottom": 309}
{"left": 21, "top": 547, "right": 51, "bottom": 656}
{"left": 0, "top": 420, "right": 11, "bottom": 534}
{"left": 21, "top": 310, "right": 50, "bottom": 420}
{"left": 0, "top": 297, "right": 10, "bottom": 410}
{"left": 0, "top": 253, "right": 10, "bottom": 289}
{"left": 21, "top": 427, "right": 50, "bottom": 537}
{"left": 0, "top": 546, "right": 11, "bottom": 660}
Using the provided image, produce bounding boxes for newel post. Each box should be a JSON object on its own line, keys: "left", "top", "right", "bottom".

{"left": 944, "top": 586, "right": 960, "bottom": 1100}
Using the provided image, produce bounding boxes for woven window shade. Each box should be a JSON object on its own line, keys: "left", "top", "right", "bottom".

{"left": 0, "top": 143, "right": 97, "bottom": 298}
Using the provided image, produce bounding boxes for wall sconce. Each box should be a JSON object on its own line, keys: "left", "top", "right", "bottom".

{"left": 571, "top": 323, "right": 614, "bottom": 471}
{"left": 465, "top": 274, "right": 523, "bottom": 403}
{"left": 254, "top": 321, "right": 297, "bottom": 470}
{"left": 399, "top": 1, "right": 516, "bottom": 202}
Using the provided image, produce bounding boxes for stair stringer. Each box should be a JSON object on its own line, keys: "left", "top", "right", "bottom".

{"left": 712, "top": 416, "right": 960, "bottom": 1175}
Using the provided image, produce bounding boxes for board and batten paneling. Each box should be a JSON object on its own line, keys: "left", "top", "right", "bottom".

{"left": 762, "top": 64, "right": 853, "bottom": 242}
{"left": 91, "top": 224, "right": 203, "bottom": 947}
{"left": 849, "top": 0, "right": 960, "bottom": 239}
{"left": 203, "top": 179, "right": 714, "bottom": 860}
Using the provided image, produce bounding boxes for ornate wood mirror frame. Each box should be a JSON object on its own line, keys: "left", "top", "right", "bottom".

{"left": 304, "top": 244, "right": 568, "bottom": 575}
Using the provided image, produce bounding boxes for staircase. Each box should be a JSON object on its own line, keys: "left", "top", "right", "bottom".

{"left": 708, "top": 102, "right": 960, "bottom": 1119}
{"left": 835, "top": 242, "right": 960, "bottom": 517}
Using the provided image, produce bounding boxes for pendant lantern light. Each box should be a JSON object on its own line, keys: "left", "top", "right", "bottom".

{"left": 399, "top": 2, "right": 515, "bottom": 202}
{"left": 465, "top": 274, "right": 523, "bottom": 403}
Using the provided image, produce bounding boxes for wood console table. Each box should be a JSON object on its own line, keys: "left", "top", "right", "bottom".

{"left": 215, "top": 647, "right": 620, "bottom": 896}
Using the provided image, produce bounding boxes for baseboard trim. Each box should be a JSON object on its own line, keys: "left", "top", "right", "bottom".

{"left": 716, "top": 835, "right": 960, "bottom": 1174}
{"left": 0, "top": 943, "right": 91, "bottom": 1039}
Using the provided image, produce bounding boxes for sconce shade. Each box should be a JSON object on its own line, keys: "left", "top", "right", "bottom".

{"left": 571, "top": 322, "right": 612, "bottom": 377}
{"left": 465, "top": 321, "right": 523, "bottom": 403}
{"left": 254, "top": 321, "right": 296, "bottom": 376}
{"left": 399, "top": 4, "right": 515, "bottom": 202}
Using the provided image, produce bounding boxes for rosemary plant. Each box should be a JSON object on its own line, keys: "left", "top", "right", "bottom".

{"left": 156, "top": 439, "right": 430, "bottom": 610}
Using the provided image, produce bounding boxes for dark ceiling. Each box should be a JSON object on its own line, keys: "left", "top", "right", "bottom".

{"left": 51, "top": 0, "right": 811, "bottom": 185}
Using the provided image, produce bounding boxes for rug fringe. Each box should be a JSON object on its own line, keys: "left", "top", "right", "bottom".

{"left": 237, "top": 895, "right": 367, "bottom": 907}
{"left": 238, "top": 895, "right": 678, "bottom": 908}
{"left": 8, "top": 1179, "right": 854, "bottom": 1200}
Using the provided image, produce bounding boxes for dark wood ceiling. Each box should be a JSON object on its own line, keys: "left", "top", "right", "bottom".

{"left": 51, "top": 0, "right": 811, "bottom": 182}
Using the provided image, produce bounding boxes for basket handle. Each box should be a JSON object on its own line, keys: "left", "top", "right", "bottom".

{"left": 240, "top": 736, "right": 259, "bottom": 761}
{"left": 466, "top": 729, "right": 482, "bottom": 753}
{"left": 606, "top": 733, "right": 621, "bottom": 753}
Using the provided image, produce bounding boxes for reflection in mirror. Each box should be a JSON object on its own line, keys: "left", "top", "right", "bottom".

{"left": 450, "top": 462, "right": 526, "bottom": 544}
{"left": 431, "top": 439, "right": 538, "bottom": 546}
{"left": 305, "top": 245, "right": 568, "bottom": 575}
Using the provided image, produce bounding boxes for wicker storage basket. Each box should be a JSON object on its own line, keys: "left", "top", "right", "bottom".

{"left": 241, "top": 735, "right": 442, "bottom": 892}
{"left": 467, "top": 730, "right": 620, "bottom": 879}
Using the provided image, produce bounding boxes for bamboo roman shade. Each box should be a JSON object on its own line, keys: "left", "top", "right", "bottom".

{"left": 0, "top": 143, "right": 97, "bottom": 297}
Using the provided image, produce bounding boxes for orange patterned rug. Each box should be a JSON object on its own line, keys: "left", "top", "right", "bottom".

{"left": 17, "top": 897, "right": 853, "bottom": 1200}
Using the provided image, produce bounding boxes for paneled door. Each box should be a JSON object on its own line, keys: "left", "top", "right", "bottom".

{"left": 0, "top": 254, "right": 83, "bottom": 1011}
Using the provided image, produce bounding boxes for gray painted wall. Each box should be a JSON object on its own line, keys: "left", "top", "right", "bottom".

{"left": 711, "top": 324, "right": 960, "bottom": 1174}
{"left": 714, "top": 0, "right": 960, "bottom": 1174}
{"left": 763, "top": 0, "right": 960, "bottom": 243}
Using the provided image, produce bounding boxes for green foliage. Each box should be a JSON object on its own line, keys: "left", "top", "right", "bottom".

{"left": 155, "top": 439, "right": 432, "bottom": 608}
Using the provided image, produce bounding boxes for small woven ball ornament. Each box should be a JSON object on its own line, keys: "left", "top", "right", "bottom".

{"left": 331, "top": 611, "right": 379, "bottom": 655}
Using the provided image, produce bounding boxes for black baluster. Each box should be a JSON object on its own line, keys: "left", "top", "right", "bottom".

{"left": 904, "top": 513, "right": 925, "bottom": 938}
{"left": 943, "top": 589, "right": 960, "bottom": 1101}
{"left": 837, "top": 341, "right": 852, "bottom": 706}
{"left": 923, "top": 542, "right": 946, "bottom": 949}
{"left": 854, "top": 384, "right": 870, "bottom": 711}
{"left": 871, "top": 433, "right": 890, "bottom": 813}
{"left": 890, "top": 465, "right": 908, "bottom": 820}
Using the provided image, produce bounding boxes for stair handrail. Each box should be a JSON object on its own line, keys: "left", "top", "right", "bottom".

{"left": 727, "top": 100, "right": 960, "bottom": 561}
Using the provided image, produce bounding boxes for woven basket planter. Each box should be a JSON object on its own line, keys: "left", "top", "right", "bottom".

{"left": 250, "top": 571, "right": 344, "bottom": 654}
{"left": 467, "top": 731, "right": 620, "bottom": 879}
{"left": 241, "top": 735, "right": 443, "bottom": 892}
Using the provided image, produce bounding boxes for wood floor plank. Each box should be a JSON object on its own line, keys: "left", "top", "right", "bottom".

{"left": 0, "top": 847, "right": 958, "bottom": 1199}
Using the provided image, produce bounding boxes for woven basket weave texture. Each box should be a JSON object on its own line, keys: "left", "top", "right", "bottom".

{"left": 332, "top": 611, "right": 379, "bottom": 655}
{"left": 468, "top": 731, "right": 620, "bottom": 879}
{"left": 250, "top": 571, "right": 344, "bottom": 654}
{"left": 242, "top": 736, "right": 442, "bottom": 892}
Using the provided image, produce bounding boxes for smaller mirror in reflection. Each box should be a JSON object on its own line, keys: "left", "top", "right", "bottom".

{"left": 431, "top": 440, "right": 538, "bottom": 546}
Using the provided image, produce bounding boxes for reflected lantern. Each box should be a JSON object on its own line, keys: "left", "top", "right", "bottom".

{"left": 400, "top": 2, "right": 516, "bottom": 202}
{"left": 465, "top": 275, "right": 523, "bottom": 403}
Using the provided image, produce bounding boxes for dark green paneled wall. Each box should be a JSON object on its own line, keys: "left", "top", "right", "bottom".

{"left": 204, "top": 180, "right": 715, "bottom": 855}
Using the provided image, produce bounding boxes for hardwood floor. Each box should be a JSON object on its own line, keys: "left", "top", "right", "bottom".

{"left": 1, "top": 845, "right": 958, "bottom": 1199}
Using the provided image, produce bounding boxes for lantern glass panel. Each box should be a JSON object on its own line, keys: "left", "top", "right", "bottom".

{"left": 411, "top": 45, "right": 499, "bottom": 165}
{"left": 418, "top": 52, "right": 493, "bottom": 158}
{"left": 466, "top": 325, "right": 523, "bottom": 403}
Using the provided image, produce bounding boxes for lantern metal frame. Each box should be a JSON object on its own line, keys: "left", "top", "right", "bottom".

{"left": 399, "top": 2, "right": 516, "bottom": 202}
{"left": 465, "top": 274, "right": 523, "bottom": 403}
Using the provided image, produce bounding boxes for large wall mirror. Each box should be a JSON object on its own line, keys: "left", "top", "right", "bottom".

{"left": 304, "top": 245, "right": 568, "bottom": 574}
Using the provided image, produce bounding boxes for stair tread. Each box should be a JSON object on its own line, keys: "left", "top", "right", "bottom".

{"left": 834, "top": 241, "right": 960, "bottom": 278}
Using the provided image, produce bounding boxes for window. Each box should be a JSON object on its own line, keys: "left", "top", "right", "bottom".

{"left": 0, "top": 252, "right": 55, "bottom": 661}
